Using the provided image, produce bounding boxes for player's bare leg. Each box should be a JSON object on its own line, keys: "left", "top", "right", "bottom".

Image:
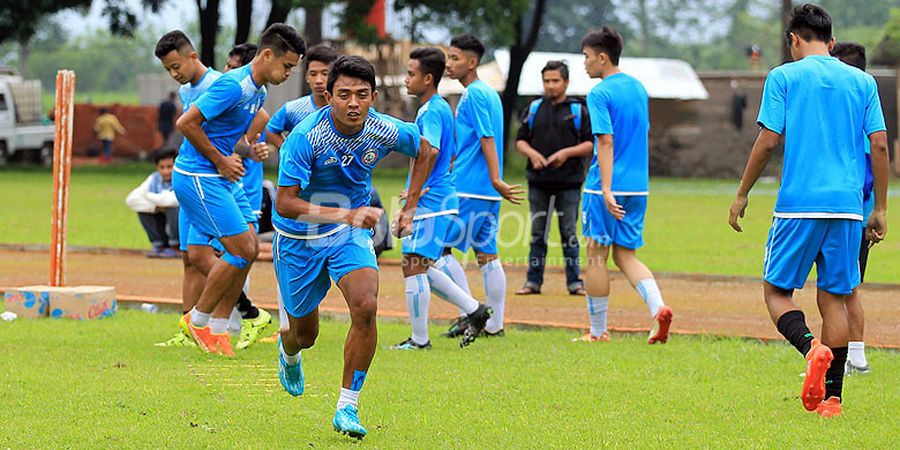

{"left": 576, "top": 238, "right": 611, "bottom": 342}
{"left": 278, "top": 308, "right": 318, "bottom": 397}
{"left": 844, "top": 288, "right": 869, "bottom": 374}
{"left": 612, "top": 246, "right": 672, "bottom": 343}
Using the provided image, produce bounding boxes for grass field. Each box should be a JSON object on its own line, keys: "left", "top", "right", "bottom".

{"left": 3, "top": 163, "right": 900, "bottom": 282}
{"left": 0, "top": 310, "right": 897, "bottom": 447}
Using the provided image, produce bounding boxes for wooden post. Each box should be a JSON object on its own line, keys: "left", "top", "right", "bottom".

{"left": 50, "top": 70, "right": 75, "bottom": 287}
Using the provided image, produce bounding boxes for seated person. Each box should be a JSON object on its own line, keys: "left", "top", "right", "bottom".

{"left": 126, "top": 150, "right": 180, "bottom": 258}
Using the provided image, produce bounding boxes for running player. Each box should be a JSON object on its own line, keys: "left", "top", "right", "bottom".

{"left": 272, "top": 55, "right": 436, "bottom": 438}
{"left": 174, "top": 24, "right": 305, "bottom": 356}
{"left": 577, "top": 26, "right": 673, "bottom": 344}
{"left": 266, "top": 44, "right": 338, "bottom": 149}
{"left": 392, "top": 46, "right": 492, "bottom": 350}
{"left": 728, "top": 4, "right": 888, "bottom": 417}
{"left": 830, "top": 41, "right": 874, "bottom": 375}
{"left": 440, "top": 34, "right": 523, "bottom": 339}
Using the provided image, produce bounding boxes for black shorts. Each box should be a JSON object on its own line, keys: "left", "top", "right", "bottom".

{"left": 858, "top": 236, "right": 870, "bottom": 283}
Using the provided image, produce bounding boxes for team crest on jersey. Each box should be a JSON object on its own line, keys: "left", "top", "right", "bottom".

{"left": 362, "top": 148, "right": 378, "bottom": 165}
{"left": 323, "top": 156, "right": 338, "bottom": 167}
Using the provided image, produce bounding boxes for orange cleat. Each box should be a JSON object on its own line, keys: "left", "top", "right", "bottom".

{"left": 258, "top": 331, "right": 280, "bottom": 344}
{"left": 186, "top": 321, "right": 220, "bottom": 354}
{"left": 648, "top": 306, "right": 673, "bottom": 344}
{"left": 814, "top": 397, "right": 842, "bottom": 418}
{"left": 801, "top": 339, "right": 833, "bottom": 412}
{"left": 571, "top": 331, "right": 610, "bottom": 342}
{"left": 215, "top": 333, "right": 235, "bottom": 356}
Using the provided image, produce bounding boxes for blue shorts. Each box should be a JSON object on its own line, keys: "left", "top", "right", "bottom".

{"left": 402, "top": 214, "right": 456, "bottom": 261}
{"left": 173, "top": 172, "right": 256, "bottom": 245}
{"left": 447, "top": 198, "right": 500, "bottom": 254}
{"left": 273, "top": 226, "right": 378, "bottom": 318}
{"left": 582, "top": 193, "right": 646, "bottom": 249}
{"left": 764, "top": 217, "right": 862, "bottom": 295}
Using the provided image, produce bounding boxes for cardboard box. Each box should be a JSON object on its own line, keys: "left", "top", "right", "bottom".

{"left": 5, "top": 286, "right": 116, "bottom": 320}
{"left": 3, "top": 289, "right": 50, "bottom": 318}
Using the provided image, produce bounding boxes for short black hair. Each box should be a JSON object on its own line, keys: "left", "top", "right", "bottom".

{"left": 154, "top": 30, "right": 194, "bottom": 59}
{"left": 229, "top": 43, "right": 257, "bottom": 66}
{"left": 541, "top": 60, "right": 569, "bottom": 81}
{"left": 787, "top": 3, "right": 832, "bottom": 44}
{"left": 582, "top": 26, "right": 624, "bottom": 65}
{"left": 258, "top": 23, "right": 307, "bottom": 57}
{"left": 450, "top": 34, "right": 485, "bottom": 61}
{"left": 410, "top": 47, "right": 446, "bottom": 88}
{"left": 305, "top": 44, "right": 339, "bottom": 70}
{"left": 154, "top": 149, "right": 177, "bottom": 164}
{"left": 327, "top": 55, "right": 376, "bottom": 93}
{"left": 831, "top": 41, "right": 866, "bottom": 71}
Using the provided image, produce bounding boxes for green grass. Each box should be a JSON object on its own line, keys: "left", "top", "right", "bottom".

{"left": 2, "top": 163, "right": 900, "bottom": 282}
{"left": 0, "top": 310, "right": 897, "bottom": 447}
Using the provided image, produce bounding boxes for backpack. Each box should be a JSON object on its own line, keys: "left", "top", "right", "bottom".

{"left": 527, "top": 98, "right": 582, "bottom": 132}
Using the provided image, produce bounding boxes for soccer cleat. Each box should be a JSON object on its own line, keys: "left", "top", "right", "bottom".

{"left": 441, "top": 316, "right": 468, "bottom": 338}
{"left": 460, "top": 304, "right": 493, "bottom": 347}
{"left": 844, "top": 360, "right": 871, "bottom": 376}
{"left": 154, "top": 330, "right": 197, "bottom": 348}
{"left": 572, "top": 331, "right": 610, "bottom": 342}
{"left": 184, "top": 316, "right": 220, "bottom": 354}
{"left": 801, "top": 339, "right": 834, "bottom": 412}
{"left": 647, "top": 305, "right": 673, "bottom": 344}
{"left": 333, "top": 405, "right": 367, "bottom": 439}
{"left": 814, "top": 397, "right": 842, "bottom": 418}
{"left": 258, "top": 331, "right": 280, "bottom": 344}
{"left": 214, "top": 333, "right": 234, "bottom": 356}
{"left": 277, "top": 337, "right": 304, "bottom": 396}
{"left": 235, "top": 308, "right": 273, "bottom": 350}
{"left": 390, "top": 338, "right": 432, "bottom": 350}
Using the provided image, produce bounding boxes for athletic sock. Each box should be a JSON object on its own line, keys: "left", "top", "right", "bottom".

{"left": 337, "top": 388, "right": 360, "bottom": 410}
{"left": 635, "top": 278, "right": 664, "bottom": 318}
{"left": 426, "top": 266, "right": 479, "bottom": 314}
{"left": 227, "top": 307, "right": 242, "bottom": 336}
{"left": 440, "top": 254, "right": 472, "bottom": 316}
{"left": 826, "top": 346, "right": 848, "bottom": 400}
{"left": 209, "top": 317, "right": 228, "bottom": 335}
{"left": 405, "top": 274, "right": 431, "bottom": 346}
{"left": 481, "top": 259, "right": 506, "bottom": 333}
{"left": 279, "top": 339, "right": 301, "bottom": 366}
{"left": 848, "top": 341, "right": 868, "bottom": 367}
{"left": 190, "top": 308, "right": 211, "bottom": 327}
{"left": 337, "top": 370, "right": 366, "bottom": 410}
{"left": 586, "top": 295, "right": 609, "bottom": 337}
{"left": 775, "top": 310, "right": 814, "bottom": 356}
{"left": 236, "top": 291, "right": 260, "bottom": 320}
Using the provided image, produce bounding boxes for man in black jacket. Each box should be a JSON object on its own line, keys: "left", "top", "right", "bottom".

{"left": 515, "top": 60, "right": 593, "bottom": 295}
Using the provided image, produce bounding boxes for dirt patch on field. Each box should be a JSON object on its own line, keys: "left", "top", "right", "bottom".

{"left": 2, "top": 249, "right": 898, "bottom": 346}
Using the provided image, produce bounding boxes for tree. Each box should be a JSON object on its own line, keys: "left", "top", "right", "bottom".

{"left": 0, "top": 1, "right": 90, "bottom": 45}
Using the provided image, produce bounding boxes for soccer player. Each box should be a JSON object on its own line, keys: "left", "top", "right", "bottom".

{"left": 174, "top": 24, "right": 305, "bottom": 355}
{"left": 392, "top": 47, "right": 493, "bottom": 350}
{"left": 577, "top": 26, "right": 673, "bottom": 344}
{"left": 272, "top": 55, "right": 436, "bottom": 438}
{"left": 830, "top": 41, "right": 874, "bottom": 376}
{"left": 226, "top": 43, "right": 258, "bottom": 71}
{"left": 440, "top": 33, "right": 523, "bottom": 339}
{"left": 266, "top": 44, "right": 339, "bottom": 149}
{"left": 728, "top": 4, "right": 888, "bottom": 417}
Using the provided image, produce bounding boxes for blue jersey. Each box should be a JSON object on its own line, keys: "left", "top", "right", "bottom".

{"left": 406, "top": 95, "right": 458, "bottom": 217}
{"left": 757, "top": 55, "right": 886, "bottom": 220}
{"left": 175, "top": 64, "right": 267, "bottom": 175}
{"left": 453, "top": 79, "right": 505, "bottom": 200}
{"left": 266, "top": 95, "right": 322, "bottom": 136}
{"left": 178, "top": 68, "right": 222, "bottom": 114}
{"left": 273, "top": 107, "right": 421, "bottom": 238}
{"left": 584, "top": 72, "right": 650, "bottom": 195}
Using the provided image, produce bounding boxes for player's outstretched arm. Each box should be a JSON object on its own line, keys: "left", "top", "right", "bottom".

{"left": 729, "top": 128, "right": 780, "bottom": 232}
{"left": 393, "top": 138, "right": 437, "bottom": 238}
{"left": 275, "top": 185, "right": 383, "bottom": 229}
{"left": 176, "top": 105, "right": 245, "bottom": 181}
{"left": 867, "top": 130, "right": 889, "bottom": 243}
{"left": 482, "top": 137, "right": 524, "bottom": 204}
